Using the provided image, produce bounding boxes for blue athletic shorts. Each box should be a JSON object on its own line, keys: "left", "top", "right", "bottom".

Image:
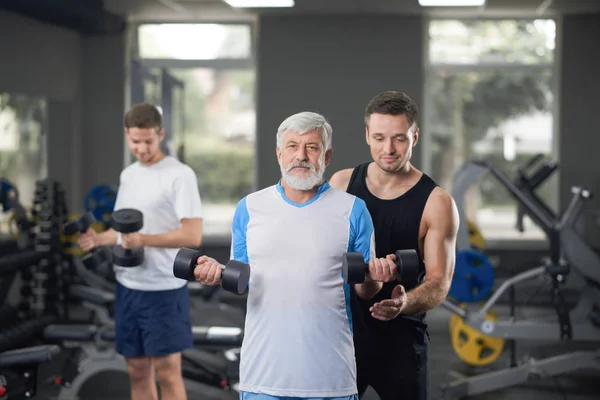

{"left": 114, "top": 281, "right": 193, "bottom": 358}
{"left": 240, "top": 392, "right": 358, "bottom": 400}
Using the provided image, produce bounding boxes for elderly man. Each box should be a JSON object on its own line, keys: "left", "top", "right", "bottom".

{"left": 193, "top": 111, "right": 396, "bottom": 400}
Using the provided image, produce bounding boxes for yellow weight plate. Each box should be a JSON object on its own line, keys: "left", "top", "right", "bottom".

{"left": 467, "top": 219, "right": 485, "bottom": 251}
{"left": 449, "top": 305, "right": 504, "bottom": 367}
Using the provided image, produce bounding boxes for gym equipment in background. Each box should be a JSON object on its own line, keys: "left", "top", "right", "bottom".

{"left": 0, "top": 178, "right": 36, "bottom": 238}
{"left": 448, "top": 248, "right": 495, "bottom": 303}
{"left": 0, "top": 345, "right": 61, "bottom": 400}
{"left": 83, "top": 184, "right": 118, "bottom": 228}
{"left": 439, "top": 159, "right": 600, "bottom": 399}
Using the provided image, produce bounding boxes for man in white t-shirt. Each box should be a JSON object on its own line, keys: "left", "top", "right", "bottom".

{"left": 193, "top": 112, "right": 398, "bottom": 400}
{"left": 78, "top": 103, "right": 203, "bottom": 400}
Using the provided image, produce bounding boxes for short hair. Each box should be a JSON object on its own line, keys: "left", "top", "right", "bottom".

{"left": 364, "top": 91, "right": 419, "bottom": 128}
{"left": 124, "top": 103, "right": 162, "bottom": 130}
{"left": 276, "top": 111, "right": 333, "bottom": 152}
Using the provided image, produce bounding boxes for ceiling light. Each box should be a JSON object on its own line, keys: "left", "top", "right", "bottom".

{"left": 418, "top": 0, "right": 485, "bottom": 6}
{"left": 224, "top": 0, "right": 295, "bottom": 8}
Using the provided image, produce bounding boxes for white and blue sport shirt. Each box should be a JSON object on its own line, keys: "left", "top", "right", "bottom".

{"left": 230, "top": 181, "right": 376, "bottom": 398}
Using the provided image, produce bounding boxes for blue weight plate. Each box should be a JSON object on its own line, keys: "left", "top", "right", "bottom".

{"left": 0, "top": 179, "right": 19, "bottom": 213}
{"left": 449, "top": 248, "right": 495, "bottom": 303}
{"left": 84, "top": 184, "right": 118, "bottom": 224}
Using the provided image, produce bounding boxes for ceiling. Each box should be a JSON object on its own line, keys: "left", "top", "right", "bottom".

{"left": 104, "top": 0, "right": 600, "bottom": 22}
{"left": 1, "top": 0, "right": 599, "bottom": 34}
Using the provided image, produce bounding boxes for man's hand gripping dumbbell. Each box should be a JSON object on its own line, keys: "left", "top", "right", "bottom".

{"left": 173, "top": 248, "right": 250, "bottom": 295}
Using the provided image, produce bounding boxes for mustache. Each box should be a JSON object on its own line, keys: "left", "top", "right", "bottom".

{"left": 286, "top": 161, "right": 315, "bottom": 172}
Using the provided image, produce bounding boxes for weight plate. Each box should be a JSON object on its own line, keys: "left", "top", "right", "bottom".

{"left": 449, "top": 305, "right": 505, "bottom": 367}
{"left": 449, "top": 248, "right": 495, "bottom": 303}
{"left": 84, "top": 184, "right": 118, "bottom": 225}
{"left": 0, "top": 179, "right": 19, "bottom": 213}
{"left": 467, "top": 219, "right": 485, "bottom": 250}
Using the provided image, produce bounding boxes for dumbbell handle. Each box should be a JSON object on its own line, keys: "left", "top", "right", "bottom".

{"left": 360, "top": 249, "right": 419, "bottom": 274}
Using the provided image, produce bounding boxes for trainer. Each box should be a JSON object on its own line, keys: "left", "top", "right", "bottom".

{"left": 193, "top": 111, "right": 397, "bottom": 400}
{"left": 330, "top": 91, "right": 460, "bottom": 400}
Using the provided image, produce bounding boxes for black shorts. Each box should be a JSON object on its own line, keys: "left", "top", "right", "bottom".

{"left": 355, "top": 346, "right": 428, "bottom": 400}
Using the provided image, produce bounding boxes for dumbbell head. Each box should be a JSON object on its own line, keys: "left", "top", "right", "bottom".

{"left": 173, "top": 248, "right": 200, "bottom": 281}
{"left": 63, "top": 213, "right": 96, "bottom": 236}
{"left": 111, "top": 209, "right": 143, "bottom": 233}
{"left": 394, "top": 249, "right": 424, "bottom": 287}
{"left": 221, "top": 260, "right": 250, "bottom": 295}
{"left": 173, "top": 248, "right": 250, "bottom": 295}
{"left": 113, "top": 246, "right": 144, "bottom": 267}
{"left": 342, "top": 252, "right": 369, "bottom": 284}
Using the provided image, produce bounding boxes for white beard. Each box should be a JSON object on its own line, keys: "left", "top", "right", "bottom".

{"left": 280, "top": 153, "right": 326, "bottom": 191}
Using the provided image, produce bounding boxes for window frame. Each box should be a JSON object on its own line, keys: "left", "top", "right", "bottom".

{"left": 421, "top": 16, "right": 562, "bottom": 249}
{"left": 125, "top": 20, "right": 258, "bottom": 245}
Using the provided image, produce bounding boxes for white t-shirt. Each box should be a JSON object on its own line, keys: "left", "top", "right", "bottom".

{"left": 112, "top": 156, "right": 203, "bottom": 291}
{"left": 231, "top": 181, "right": 376, "bottom": 398}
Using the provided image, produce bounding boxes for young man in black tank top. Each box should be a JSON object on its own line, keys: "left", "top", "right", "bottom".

{"left": 330, "top": 91, "right": 459, "bottom": 400}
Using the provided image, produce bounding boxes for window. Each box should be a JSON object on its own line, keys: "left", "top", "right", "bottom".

{"left": 168, "top": 68, "right": 255, "bottom": 237}
{"left": 138, "top": 24, "right": 252, "bottom": 60}
{"left": 423, "top": 19, "right": 557, "bottom": 242}
{"left": 130, "top": 23, "right": 256, "bottom": 240}
{"left": 0, "top": 93, "right": 48, "bottom": 233}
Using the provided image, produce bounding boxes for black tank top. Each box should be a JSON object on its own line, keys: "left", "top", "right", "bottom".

{"left": 346, "top": 162, "right": 438, "bottom": 354}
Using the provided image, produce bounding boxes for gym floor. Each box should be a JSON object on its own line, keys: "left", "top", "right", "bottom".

{"left": 30, "top": 297, "right": 598, "bottom": 400}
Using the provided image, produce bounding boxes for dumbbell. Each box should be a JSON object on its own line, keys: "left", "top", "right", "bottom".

{"left": 173, "top": 248, "right": 250, "bottom": 295}
{"left": 63, "top": 212, "right": 109, "bottom": 269}
{"left": 342, "top": 249, "right": 424, "bottom": 286}
{"left": 111, "top": 209, "right": 144, "bottom": 267}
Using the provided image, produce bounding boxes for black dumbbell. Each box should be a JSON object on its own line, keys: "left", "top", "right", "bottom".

{"left": 111, "top": 209, "right": 144, "bottom": 267}
{"left": 173, "top": 248, "right": 250, "bottom": 295}
{"left": 342, "top": 249, "right": 424, "bottom": 286}
{"left": 63, "top": 213, "right": 109, "bottom": 268}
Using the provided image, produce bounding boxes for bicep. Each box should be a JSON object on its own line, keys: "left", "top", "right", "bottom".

{"left": 423, "top": 193, "right": 460, "bottom": 284}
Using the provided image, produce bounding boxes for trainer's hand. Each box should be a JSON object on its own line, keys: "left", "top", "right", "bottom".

{"left": 122, "top": 232, "right": 143, "bottom": 249}
{"left": 193, "top": 256, "right": 223, "bottom": 285}
{"left": 367, "top": 254, "right": 398, "bottom": 282}
{"left": 78, "top": 228, "right": 99, "bottom": 252}
{"left": 370, "top": 284, "right": 407, "bottom": 321}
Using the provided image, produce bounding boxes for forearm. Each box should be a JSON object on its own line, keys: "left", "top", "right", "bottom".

{"left": 97, "top": 229, "right": 118, "bottom": 247}
{"left": 141, "top": 227, "right": 202, "bottom": 249}
{"left": 402, "top": 279, "right": 448, "bottom": 315}
{"left": 354, "top": 280, "right": 383, "bottom": 300}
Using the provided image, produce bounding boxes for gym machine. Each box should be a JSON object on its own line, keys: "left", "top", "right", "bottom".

{"left": 452, "top": 153, "right": 558, "bottom": 252}
{"left": 450, "top": 153, "right": 578, "bottom": 306}
{"left": 0, "top": 344, "right": 61, "bottom": 399}
{"left": 440, "top": 159, "right": 600, "bottom": 399}
{"left": 43, "top": 283, "right": 243, "bottom": 400}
